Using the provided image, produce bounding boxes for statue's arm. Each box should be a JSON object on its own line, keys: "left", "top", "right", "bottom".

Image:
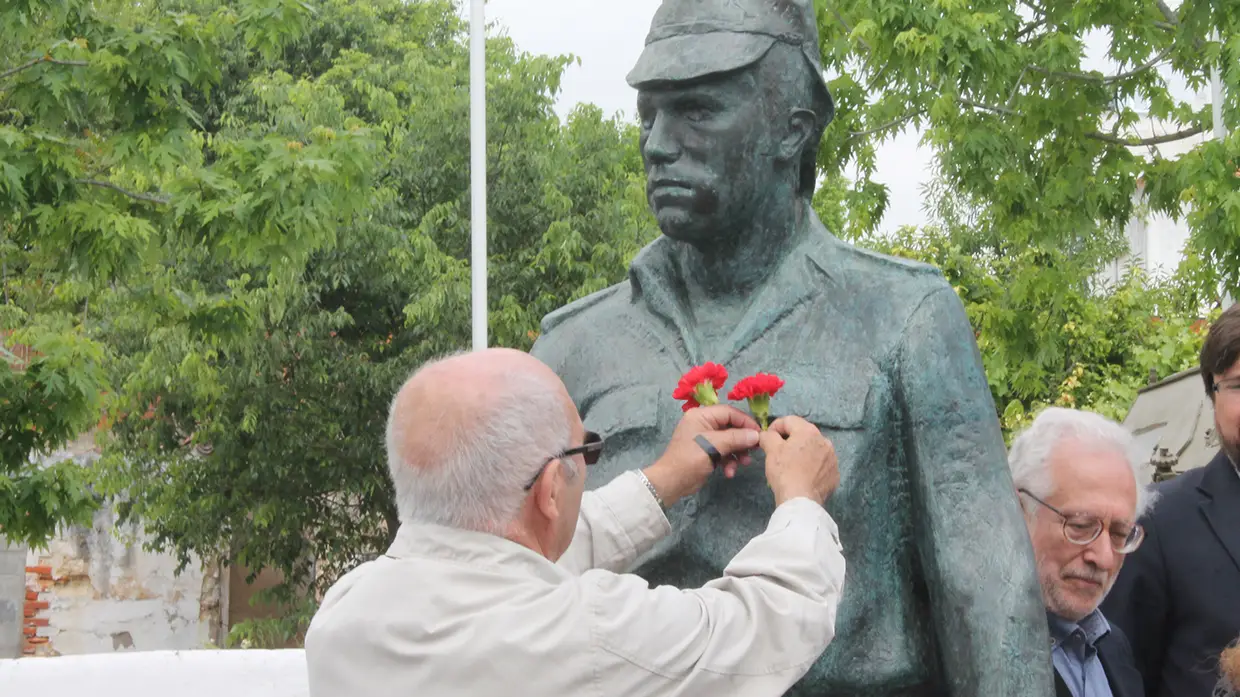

{"left": 896, "top": 285, "right": 1053, "bottom": 696}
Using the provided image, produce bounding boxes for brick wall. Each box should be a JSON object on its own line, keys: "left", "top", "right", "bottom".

{"left": 1, "top": 328, "right": 34, "bottom": 370}
{"left": 23, "top": 563, "right": 55, "bottom": 656}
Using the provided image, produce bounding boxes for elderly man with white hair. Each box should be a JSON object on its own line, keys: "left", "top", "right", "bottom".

{"left": 304, "top": 348, "right": 846, "bottom": 697}
{"left": 1008, "top": 407, "right": 1154, "bottom": 697}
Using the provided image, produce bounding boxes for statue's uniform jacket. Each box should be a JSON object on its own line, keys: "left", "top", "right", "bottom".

{"left": 531, "top": 211, "right": 1053, "bottom": 697}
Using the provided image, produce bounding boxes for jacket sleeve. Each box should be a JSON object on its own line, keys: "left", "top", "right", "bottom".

{"left": 582, "top": 498, "right": 846, "bottom": 696}
{"left": 896, "top": 285, "right": 1055, "bottom": 696}
{"left": 556, "top": 470, "right": 671, "bottom": 575}
{"left": 1099, "top": 507, "right": 1169, "bottom": 697}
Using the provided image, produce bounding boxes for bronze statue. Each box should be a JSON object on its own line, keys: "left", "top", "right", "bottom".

{"left": 530, "top": 0, "right": 1053, "bottom": 694}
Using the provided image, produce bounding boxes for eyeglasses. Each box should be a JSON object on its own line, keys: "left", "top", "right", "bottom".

{"left": 1018, "top": 489, "right": 1144, "bottom": 554}
{"left": 1212, "top": 379, "right": 1240, "bottom": 397}
{"left": 523, "top": 431, "right": 604, "bottom": 491}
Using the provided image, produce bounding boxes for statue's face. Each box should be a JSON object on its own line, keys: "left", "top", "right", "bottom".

{"left": 635, "top": 70, "right": 778, "bottom": 245}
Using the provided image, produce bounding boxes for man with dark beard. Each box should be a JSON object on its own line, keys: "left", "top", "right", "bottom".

{"left": 1102, "top": 305, "right": 1240, "bottom": 697}
{"left": 1008, "top": 407, "right": 1151, "bottom": 697}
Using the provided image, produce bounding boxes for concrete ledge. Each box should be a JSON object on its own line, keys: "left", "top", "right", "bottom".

{"left": 0, "top": 649, "right": 309, "bottom": 696}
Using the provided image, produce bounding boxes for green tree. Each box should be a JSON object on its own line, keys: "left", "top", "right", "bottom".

{"left": 810, "top": 0, "right": 1230, "bottom": 433}
{"left": 815, "top": 0, "right": 1238, "bottom": 294}
{"left": 1, "top": 0, "right": 377, "bottom": 547}
{"left": 79, "top": 0, "right": 653, "bottom": 647}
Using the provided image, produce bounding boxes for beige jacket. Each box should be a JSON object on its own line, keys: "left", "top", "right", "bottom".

{"left": 304, "top": 471, "right": 846, "bottom": 697}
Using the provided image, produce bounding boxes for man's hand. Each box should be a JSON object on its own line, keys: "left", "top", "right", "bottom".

{"left": 642, "top": 405, "right": 761, "bottom": 508}
{"left": 759, "top": 416, "right": 840, "bottom": 507}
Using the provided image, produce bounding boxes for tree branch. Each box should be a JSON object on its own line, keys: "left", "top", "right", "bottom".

{"left": 1, "top": 56, "right": 88, "bottom": 81}
{"left": 1151, "top": 0, "right": 1208, "bottom": 51}
{"left": 1028, "top": 46, "right": 1172, "bottom": 85}
{"left": 1086, "top": 125, "right": 1205, "bottom": 146}
{"left": 831, "top": 7, "right": 872, "bottom": 54}
{"left": 1006, "top": 68, "right": 1029, "bottom": 109}
{"left": 1153, "top": 0, "right": 1179, "bottom": 27}
{"left": 1016, "top": 19, "right": 1050, "bottom": 40}
{"left": 958, "top": 98, "right": 1018, "bottom": 116}
{"left": 77, "top": 179, "right": 172, "bottom": 205}
{"left": 850, "top": 109, "right": 926, "bottom": 140}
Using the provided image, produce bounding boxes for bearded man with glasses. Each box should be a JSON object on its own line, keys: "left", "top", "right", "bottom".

{"left": 1008, "top": 407, "right": 1154, "bottom": 697}
{"left": 1102, "top": 303, "right": 1240, "bottom": 697}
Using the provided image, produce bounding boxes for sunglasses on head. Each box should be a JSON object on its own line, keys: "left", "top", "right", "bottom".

{"left": 523, "top": 431, "right": 604, "bottom": 491}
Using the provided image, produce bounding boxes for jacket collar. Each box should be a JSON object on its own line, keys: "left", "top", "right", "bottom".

{"left": 627, "top": 207, "right": 841, "bottom": 366}
{"left": 385, "top": 521, "right": 570, "bottom": 585}
{"left": 1197, "top": 450, "right": 1240, "bottom": 574}
{"left": 1047, "top": 609, "right": 1110, "bottom": 650}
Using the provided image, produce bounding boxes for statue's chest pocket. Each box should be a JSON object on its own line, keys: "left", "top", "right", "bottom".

{"left": 580, "top": 384, "right": 667, "bottom": 485}
{"left": 696, "top": 374, "right": 874, "bottom": 528}
{"left": 768, "top": 374, "right": 872, "bottom": 482}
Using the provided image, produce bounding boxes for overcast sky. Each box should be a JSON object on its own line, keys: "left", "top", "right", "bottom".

{"left": 486, "top": 0, "right": 1202, "bottom": 268}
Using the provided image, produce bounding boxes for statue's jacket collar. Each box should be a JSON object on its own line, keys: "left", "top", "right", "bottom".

{"left": 625, "top": 210, "right": 838, "bottom": 367}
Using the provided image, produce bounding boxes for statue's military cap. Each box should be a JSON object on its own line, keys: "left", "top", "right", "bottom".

{"left": 626, "top": 0, "right": 834, "bottom": 124}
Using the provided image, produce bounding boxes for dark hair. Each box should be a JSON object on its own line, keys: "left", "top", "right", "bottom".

{"left": 1201, "top": 303, "right": 1240, "bottom": 396}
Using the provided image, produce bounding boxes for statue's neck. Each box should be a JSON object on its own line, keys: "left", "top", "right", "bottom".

{"left": 680, "top": 196, "right": 808, "bottom": 299}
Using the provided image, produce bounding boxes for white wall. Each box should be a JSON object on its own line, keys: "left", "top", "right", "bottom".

{"left": 0, "top": 542, "right": 24, "bottom": 658}
{"left": 26, "top": 496, "right": 206, "bottom": 656}
{"left": 0, "top": 649, "right": 309, "bottom": 697}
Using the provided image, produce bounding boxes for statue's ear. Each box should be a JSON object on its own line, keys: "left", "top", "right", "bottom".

{"left": 778, "top": 107, "right": 818, "bottom": 162}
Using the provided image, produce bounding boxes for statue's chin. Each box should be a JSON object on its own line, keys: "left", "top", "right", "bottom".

{"left": 653, "top": 207, "right": 712, "bottom": 246}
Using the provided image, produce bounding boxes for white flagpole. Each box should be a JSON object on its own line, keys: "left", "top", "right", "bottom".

{"left": 470, "top": 0, "right": 488, "bottom": 351}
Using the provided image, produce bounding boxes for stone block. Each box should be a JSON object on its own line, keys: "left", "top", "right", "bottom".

{"left": 0, "top": 541, "right": 28, "bottom": 658}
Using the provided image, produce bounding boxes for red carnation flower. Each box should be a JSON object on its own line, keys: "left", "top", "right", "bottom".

{"left": 728, "top": 373, "right": 784, "bottom": 429}
{"left": 673, "top": 362, "right": 728, "bottom": 412}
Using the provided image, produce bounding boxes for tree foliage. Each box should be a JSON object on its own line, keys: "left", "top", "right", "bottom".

{"left": 811, "top": 0, "right": 1231, "bottom": 433}
{"left": 815, "top": 0, "right": 1239, "bottom": 291}
{"left": 82, "top": 0, "right": 653, "bottom": 609}
{"left": 2, "top": 0, "right": 378, "bottom": 546}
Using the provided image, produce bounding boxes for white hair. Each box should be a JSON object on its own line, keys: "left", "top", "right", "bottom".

{"left": 385, "top": 359, "right": 574, "bottom": 534}
{"left": 1008, "top": 406, "right": 1158, "bottom": 520}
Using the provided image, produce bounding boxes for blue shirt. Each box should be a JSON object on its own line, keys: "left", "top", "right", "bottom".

{"left": 1049, "top": 610, "right": 1114, "bottom": 697}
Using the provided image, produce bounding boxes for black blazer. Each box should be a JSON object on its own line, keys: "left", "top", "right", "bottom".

{"left": 1100, "top": 451, "right": 1240, "bottom": 697}
{"left": 1052, "top": 621, "right": 1144, "bottom": 697}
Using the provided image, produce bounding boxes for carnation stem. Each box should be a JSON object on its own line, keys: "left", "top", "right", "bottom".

{"left": 748, "top": 395, "right": 771, "bottom": 431}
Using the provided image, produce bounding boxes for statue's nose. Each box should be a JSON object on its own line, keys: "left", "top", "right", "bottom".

{"left": 643, "top": 113, "right": 681, "bottom": 165}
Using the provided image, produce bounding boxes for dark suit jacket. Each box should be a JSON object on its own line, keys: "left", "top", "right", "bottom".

{"left": 531, "top": 211, "right": 1053, "bottom": 696}
{"left": 1100, "top": 451, "right": 1240, "bottom": 697}
{"left": 1052, "top": 622, "right": 1144, "bottom": 697}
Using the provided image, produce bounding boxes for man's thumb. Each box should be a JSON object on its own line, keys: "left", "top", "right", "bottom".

{"left": 758, "top": 430, "right": 784, "bottom": 455}
{"left": 708, "top": 428, "right": 760, "bottom": 456}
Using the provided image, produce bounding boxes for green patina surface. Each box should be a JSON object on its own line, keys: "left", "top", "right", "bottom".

{"left": 532, "top": 1, "right": 1055, "bottom": 694}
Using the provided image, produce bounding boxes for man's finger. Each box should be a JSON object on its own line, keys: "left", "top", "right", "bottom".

{"left": 703, "top": 427, "right": 760, "bottom": 458}
{"left": 758, "top": 430, "right": 785, "bottom": 454}
{"left": 770, "top": 415, "right": 818, "bottom": 439}
{"left": 694, "top": 404, "right": 761, "bottom": 432}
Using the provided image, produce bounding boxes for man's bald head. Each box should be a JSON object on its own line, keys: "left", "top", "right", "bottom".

{"left": 385, "top": 349, "right": 577, "bottom": 533}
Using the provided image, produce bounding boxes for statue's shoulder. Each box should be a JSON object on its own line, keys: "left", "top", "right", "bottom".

{"left": 531, "top": 282, "right": 629, "bottom": 375}
{"left": 538, "top": 283, "right": 628, "bottom": 337}
{"left": 825, "top": 236, "right": 950, "bottom": 297}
